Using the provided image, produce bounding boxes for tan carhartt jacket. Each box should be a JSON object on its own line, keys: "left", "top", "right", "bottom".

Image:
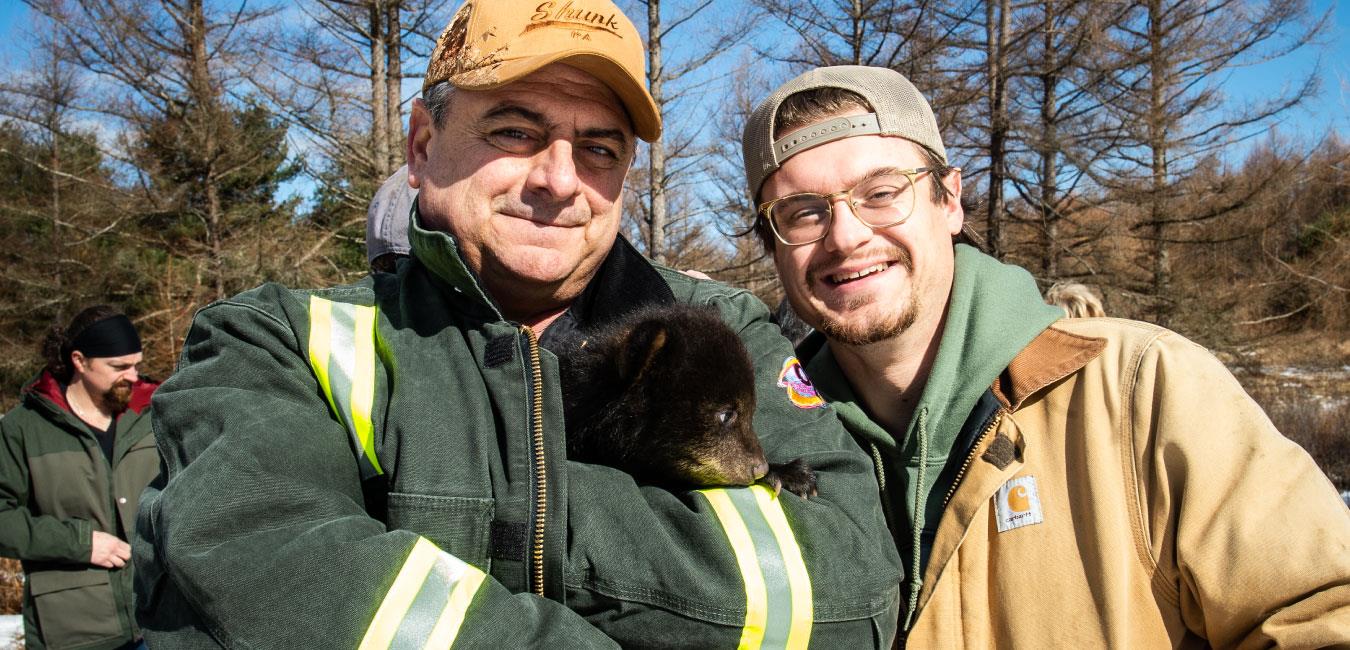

{"left": 906, "top": 318, "right": 1350, "bottom": 648}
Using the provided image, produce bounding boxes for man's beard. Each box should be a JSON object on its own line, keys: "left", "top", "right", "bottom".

{"left": 99, "top": 380, "right": 133, "bottom": 413}
{"left": 816, "top": 293, "right": 918, "bottom": 346}
{"left": 807, "top": 245, "right": 918, "bottom": 346}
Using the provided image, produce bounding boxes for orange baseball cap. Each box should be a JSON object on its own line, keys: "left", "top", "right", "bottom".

{"left": 424, "top": 1, "right": 661, "bottom": 142}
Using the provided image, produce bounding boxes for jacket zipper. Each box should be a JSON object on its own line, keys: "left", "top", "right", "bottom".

{"left": 941, "top": 410, "right": 1005, "bottom": 509}
{"left": 522, "top": 326, "right": 548, "bottom": 597}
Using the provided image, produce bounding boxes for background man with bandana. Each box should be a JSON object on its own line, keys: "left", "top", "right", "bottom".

{"left": 0, "top": 305, "right": 160, "bottom": 650}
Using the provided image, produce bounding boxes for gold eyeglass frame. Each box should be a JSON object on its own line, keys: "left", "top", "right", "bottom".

{"left": 758, "top": 166, "right": 936, "bottom": 246}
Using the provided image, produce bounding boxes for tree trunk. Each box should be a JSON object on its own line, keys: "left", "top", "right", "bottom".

{"left": 49, "top": 141, "right": 63, "bottom": 298}
{"left": 1146, "top": 0, "right": 1170, "bottom": 324}
{"left": 985, "top": 0, "right": 1011, "bottom": 259}
{"left": 188, "top": 0, "right": 225, "bottom": 299}
{"left": 646, "top": 0, "right": 667, "bottom": 264}
{"left": 370, "top": 0, "right": 390, "bottom": 178}
{"left": 1038, "top": 0, "right": 1059, "bottom": 276}
{"left": 851, "top": 0, "right": 864, "bottom": 65}
{"left": 385, "top": 0, "right": 403, "bottom": 170}
{"left": 47, "top": 104, "right": 63, "bottom": 299}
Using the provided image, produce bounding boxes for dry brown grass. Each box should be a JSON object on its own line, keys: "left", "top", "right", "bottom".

{"left": 0, "top": 557, "right": 20, "bottom": 615}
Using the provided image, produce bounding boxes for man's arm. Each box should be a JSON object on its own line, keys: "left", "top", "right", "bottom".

{"left": 1135, "top": 332, "right": 1350, "bottom": 646}
{"left": 0, "top": 417, "right": 95, "bottom": 564}
{"left": 136, "top": 294, "right": 619, "bottom": 648}
{"left": 560, "top": 277, "right": 903, "bottom": 645}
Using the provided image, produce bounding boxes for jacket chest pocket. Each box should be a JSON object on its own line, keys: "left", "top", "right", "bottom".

{"left": 27, "top": 450, "right": 105, "bottom": 525}
{"left": 386, "top": 493, "right": 494, "bottom": 571}
{"left": 27, "top": 568, "right": 123, "bottom": 649}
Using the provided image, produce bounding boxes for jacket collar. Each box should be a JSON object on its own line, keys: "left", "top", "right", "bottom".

{"left": 538, "top": 235, "right": 674, "bottom": 350}
{"left": 992, "top": 325, "right": 1106, "bottom": 411}
{"left": 23, "top": 370, "right": 159, "bottom": 417}
{"left": 408, "top": 206, "right": 499, "bottom": 318}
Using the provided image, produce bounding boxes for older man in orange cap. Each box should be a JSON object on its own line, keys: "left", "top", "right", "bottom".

{"left": 135, "top": 1, "right": 901, "bottom": 647}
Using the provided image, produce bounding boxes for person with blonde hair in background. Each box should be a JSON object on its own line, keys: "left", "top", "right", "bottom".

{"left": 1043, "top": 281, "right": 1105, "bottom": 318}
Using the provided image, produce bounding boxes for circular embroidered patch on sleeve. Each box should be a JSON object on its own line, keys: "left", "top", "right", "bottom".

{"left": 777, "top": 357, "right": 826, "bottom": 409}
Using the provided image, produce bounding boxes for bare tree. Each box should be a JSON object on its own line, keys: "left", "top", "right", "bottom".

{"left": 0, "top": 34, "right": 128, "bottom": 339}
{"left": 1094, "top": 0, "right": 1327, "bottom": 323}
{"left": 256, "top": 0, "right": 446, "bottom": 219}
{"left": 0, "top": 39, "right": 82, "bottom": 303}
{"left": 984, "top": 0, "right": 1013, "bottom": 257}
{"left": 752, "top": 0, "right": 983, "bottom": 138}
{"left": 988, "top": 0, "right": 1134, "bottom": 282}
{"left": 624, "top": 0, "right": 754, "bottom": 268}
{"left": 699, "top": 60, "right": 783, "bottom": 301}
{"left": 23, "top": 0, "right": 291, "bottom": 300}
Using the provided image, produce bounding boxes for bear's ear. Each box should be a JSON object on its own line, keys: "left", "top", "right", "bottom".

{"left": 619, "top": 320, "right": 669, "bottom": 385}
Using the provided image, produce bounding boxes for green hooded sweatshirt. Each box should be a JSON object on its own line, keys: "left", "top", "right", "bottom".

{"left": 801, "top": 244, "right": 1063, "bottom": 629}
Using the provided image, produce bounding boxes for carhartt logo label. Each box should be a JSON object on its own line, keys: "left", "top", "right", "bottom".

{"left": 995, "top": 475, "right": 1043, "bottom": 532}
{"left": 530, "top": 2, "right": 624, "bottom": 37}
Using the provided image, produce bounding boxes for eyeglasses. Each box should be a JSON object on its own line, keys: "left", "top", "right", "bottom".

{"left": 758, "top": 167, "right": 935, "bottom": 246}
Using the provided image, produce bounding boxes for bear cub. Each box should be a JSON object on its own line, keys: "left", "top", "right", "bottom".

{"left": 559, "top": 303, "right": 816, "bottom": 497}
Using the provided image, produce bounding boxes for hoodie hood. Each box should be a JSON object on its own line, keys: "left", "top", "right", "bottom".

{"left": 899, "top": 244, "right": 1062, "bottom": 523}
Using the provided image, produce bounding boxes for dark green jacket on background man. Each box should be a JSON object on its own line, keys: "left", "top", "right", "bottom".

{"left": 1, "top": 373, "right": 159, "bottom": 650}
{"left": 135, "top": 214, "right": 902, "bottom": 648}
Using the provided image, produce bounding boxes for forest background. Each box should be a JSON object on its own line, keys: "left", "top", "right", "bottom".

{"left": 0, "top": 0, "right": 1347, "bottom": 521}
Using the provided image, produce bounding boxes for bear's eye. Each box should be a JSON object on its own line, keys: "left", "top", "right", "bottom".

{"left": 717, "top": 408, "right": 737, "bottom": 427}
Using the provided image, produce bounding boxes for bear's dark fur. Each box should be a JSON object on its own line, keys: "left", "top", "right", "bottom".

{"left": 559, "top": 304, "right": 816, "bottom": 497}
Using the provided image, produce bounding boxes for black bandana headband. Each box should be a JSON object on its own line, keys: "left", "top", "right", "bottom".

{"left": 69, "top": 314, "right": 142, "bottom": 359}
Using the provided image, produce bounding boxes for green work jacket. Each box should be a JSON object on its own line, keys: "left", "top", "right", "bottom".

{"left": 134, "top": 218, "right": 901, "bottom": 648}
{"left": 0, "top": 372, "right": 160, "bottom": 650}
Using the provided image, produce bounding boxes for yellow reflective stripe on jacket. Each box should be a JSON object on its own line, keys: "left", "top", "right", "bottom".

{"left": 307, "top": 295, "right": 383, "bottom": 479}
{"left": 700, "top": 484, "right": 813, "bottom": 650}
{"left": 359, "top": 537, "right": 487, "bottom": 650}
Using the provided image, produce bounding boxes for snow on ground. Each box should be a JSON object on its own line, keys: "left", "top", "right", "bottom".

{"left": 1274, "top": 365, "right": 1350, "bottom": 380}
{"left": 0, "top": 615, "right": 20, "bottom": 650}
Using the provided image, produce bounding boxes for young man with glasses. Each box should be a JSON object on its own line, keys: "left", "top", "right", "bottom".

{"left": 742, "top": 65, "right": 1350, "bottom": 647}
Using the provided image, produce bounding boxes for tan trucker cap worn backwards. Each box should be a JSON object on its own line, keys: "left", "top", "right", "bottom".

{"left": 742, "top": 65, "right": 947, "bottom": 201}
{"left": 425, "top": 0, "right": 661, "bottom": 142}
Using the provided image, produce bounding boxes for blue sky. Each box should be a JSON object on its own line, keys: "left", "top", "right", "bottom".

{"left": 1223, "top": 0, "right": 1350, "bottom": 136}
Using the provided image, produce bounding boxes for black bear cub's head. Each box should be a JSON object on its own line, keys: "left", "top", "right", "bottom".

{"left": 561, "top": 304, "right": 769, "bottom": 490}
